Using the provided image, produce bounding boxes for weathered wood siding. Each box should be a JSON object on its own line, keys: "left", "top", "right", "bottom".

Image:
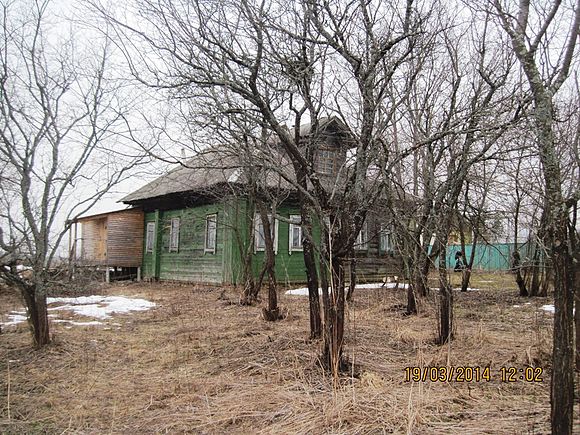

{"left": 81, "top": 218, "right": 107, "bottom": 263}
{"left": 142, "top": 204, "right": 227, "bottom": 283}
{"left": 106, "top": 210, "right": 144, "bottom": 267}
{"left": 79, "top": 209, "right": 144, "bottom": 267}
{"left": 352, "top": 213, "right": 404, "bottom": 281}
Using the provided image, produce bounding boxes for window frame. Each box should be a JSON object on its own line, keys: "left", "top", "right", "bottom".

{"left": 254, "top": 213, "right": 278, "bottom": 254}
{"left": 205, "top": 213, "right": 218, "bottom": 254}
{"left": 380, "top": 224, "right": 393, "bottom": 254}
{"left": 316, "top": 148, "right": 337, "bottom": 175}
{"left": 169, "top": 217, "right": 180, "bottom": 252}
{"left": 355, "top": 221, "right": 368, "bottom": 250}
{"left": 145, "top": 221, "right": 156, "bottom": 253}
{"left": 288, "top": 214, "right": 303, "bottom": 253}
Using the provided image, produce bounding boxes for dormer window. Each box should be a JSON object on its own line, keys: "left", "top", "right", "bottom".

{"left": 316, "top": 148, "right": 337, "bottom": 175}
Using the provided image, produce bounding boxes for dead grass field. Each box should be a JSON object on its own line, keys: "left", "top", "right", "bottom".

{"left": 1, "top": 272, "right": 579, "bottom": 434}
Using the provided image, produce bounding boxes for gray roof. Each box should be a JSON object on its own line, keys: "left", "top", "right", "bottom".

{"left": 122, "top": 117, "right": 351, "bottom": 204}
{"left": 121, "top": 146, "right": 293, "bottom": 203}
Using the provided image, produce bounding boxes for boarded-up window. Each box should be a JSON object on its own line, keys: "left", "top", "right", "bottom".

{"left": 205, "top": 214, "right": 217, "bottom": 253}
{"left": 355, "top": 221, "right": 368, "bottom": 250}
{"left": 145, "top": 222, "right": 155, "bottom": 253}
{"left": 169, "top": 218, "right": 180, "bottom": 252}
{"left": 289, "top": 215, "right": 302, "bottom": 253}
{"left": 254, "top": 213, "right": 278, "bottom": 254}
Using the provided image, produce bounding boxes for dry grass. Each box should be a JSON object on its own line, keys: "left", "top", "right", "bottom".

{"left": 0, "top": 272, "right": 577, "bottom": 434}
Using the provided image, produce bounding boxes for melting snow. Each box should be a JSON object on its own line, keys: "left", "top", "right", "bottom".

{"left": 47, "top": 296, "right": 156, "bottom": 319}
{"left": 539, "top": 305, "right": 574, "bottom": 314}
{"left": 541, "top": 305, "right": 555, "bottom": 313}
{"left": 1, "top": 295, "right": 155, "bottom": 327}
{"left": 2, "top": 313, "right": 28, "bottom": 326}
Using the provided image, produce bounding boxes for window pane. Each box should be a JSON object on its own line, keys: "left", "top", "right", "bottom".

{"left": 256, "top": 220, "right": 265, "bottom": 249}
{"left": 146, "top": 222, "right": 155, "bottom": 252}
{"left": 205, "top": 215, "right": 217, "bottom": 252}
{"left": 292, "top": 226, "right": 301, "bottom": 248}
{"left": 169, "top": 218, "right": 180, "bottom": 251}
{"left": 317, "top": 149, "right": 335, "bottom": 174}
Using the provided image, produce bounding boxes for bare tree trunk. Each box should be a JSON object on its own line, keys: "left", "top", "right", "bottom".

{"left": 461, "top": 232, "right": 477, "bottom": 292}
{"left": 257, "top": 205, "right": 281, "bottom": 321}
{"left": 571, "top": 202, "right": 580, "bottom": 372}
{"left": 412, "top": 247, "right": 430, "bottom": 298}
{"left": 321, "top": 253, "right": 347, "bottom": 379}
{"left": 406, "top": 282, "right": 417, "bottom": 315}
{"left": 240, "top": 196, "right": 258, "bottom": 305}
{"left": 437, "top": 241, "right": 453, "bottom": 344}
{"left": 346, "top": 248, "right": 356, "bottom": 302}
{"left": 21, "top": 283, "right": 49, "bottom": 347}
{"left": 512, "top": 250, "right": 528, "bottom": 297}
{"left": 297, "top": 178, "right": 321, "bottom": 338}
{"left": 303, "top": 225, "right": 321, "bottom": 338}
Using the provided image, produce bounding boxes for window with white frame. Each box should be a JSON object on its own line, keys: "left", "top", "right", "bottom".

{"left": 380, "top": 224, "right": 393, "bottom": 253}
{"left": 355, "top": 221, "right": 368, "bottom": 250}
{"left": 289, "top": 215, "right": 302, "bottom": 252}
{"left": 205, "top": 214, "right": 217, "bottom": 253}
{"left": 169, "top": 218, "right": 180, "bottom": 252}
{"left": 316, "top": 148, "right": 336, "bottom": 174}
{"left": 254, "top": 213, "right": 278, "bottom": 253}
{"left": 145, "top": 222, "right": 156, "bottom": 253}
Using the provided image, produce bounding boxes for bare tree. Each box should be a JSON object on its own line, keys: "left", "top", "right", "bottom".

{"left": 488, "top": 0, "right": 580, "bottom": 431}
{"left": 0, "top": 0, "right": 142, "bottom": 347}
{"left": 395, "top": 10, "right": 520, "bottom": 341}
{"left": 93, "top": 0, "right": 439, "bottom": 378}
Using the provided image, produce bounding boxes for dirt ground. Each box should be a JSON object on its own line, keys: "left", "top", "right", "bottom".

{"left": 1, "top": 273, "right": 579, "bottom": 434}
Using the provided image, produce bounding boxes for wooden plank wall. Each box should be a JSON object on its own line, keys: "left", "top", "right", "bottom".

{"left": 80, "top": 218, "right": 107, "bottom": 264}
{"left": 106, "top": 210, "right": 144, "bottom": 267}
{"left": 142, "top": 204, "right": 226, "bottom": 283}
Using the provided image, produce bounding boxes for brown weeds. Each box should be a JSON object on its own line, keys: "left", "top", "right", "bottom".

{"left": 0, "top": 273, "right": 566, "bottom": 433}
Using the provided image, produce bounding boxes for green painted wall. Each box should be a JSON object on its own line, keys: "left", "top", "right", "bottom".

{"left": 141, "top": 197, "right": 321, "bottom": 285}
{"left": 142, "top": 203, "right": 228, "bottom": 283}
{"left": 140, "top": 196, "right": 399, "bottom": 284}
{"left": 249, "top": 202, "right": 318, "bottom": 286}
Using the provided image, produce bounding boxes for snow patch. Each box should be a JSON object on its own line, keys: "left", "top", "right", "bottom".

{"left": 541, "top": 304, "right": 555, "bottom": 313}
{"left": 540, "top": 304, "right": 575, "bottom": 315}
{"left": 47, "top": 295, "right": 155, "bottom": 319}
{"left": 2, "top": 313, "right": 27, "bottom": 326}
{"left": 1, "top": 295, "right": 155, "bottom": 327}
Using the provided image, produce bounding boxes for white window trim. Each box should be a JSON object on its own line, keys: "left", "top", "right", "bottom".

{"left": 317, "top": 148, "right": 336, "bottom": 175}
{"left": 205, "top": 214, "right": 217, "bottom": 254}
{"left": 289, "top": 215, "right": 303, "bottom": 254}
{"left": 254, "top": 213, "right": 278, "bottom": 254}
{"left": 380, "top": 224, "right": 393, "bottom": 253}
{"left": 355, "top": 221, "right": 368, "bottom": 250}
{"left": 145, "top": 222, "right": 156, "bottom": 253}
{"left": 169, "top": 217, "right": 180, "bottom": 252}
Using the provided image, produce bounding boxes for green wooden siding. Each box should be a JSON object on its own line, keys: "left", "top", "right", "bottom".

{"left": 249, "top": 202, "right": 318, "bottom": 286}
{"left": 141, "top": 204, "right": 228, "bottom": 283}
{"left": 140, "top": 196, "right": 402, "bottom": 284}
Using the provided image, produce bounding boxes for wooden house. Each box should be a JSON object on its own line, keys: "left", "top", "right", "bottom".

{"left": 70, "top": 208, "right": 144, "bottom": 281}
{"left": 120, "top": 118, "right": 402, "bottom": 285}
